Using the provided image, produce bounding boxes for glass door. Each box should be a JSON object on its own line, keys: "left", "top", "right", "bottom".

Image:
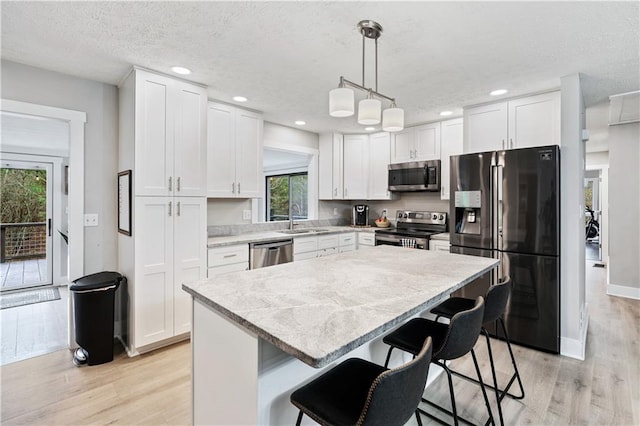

{"left": 0, "top": 160, "right": 53, "bottom": 290}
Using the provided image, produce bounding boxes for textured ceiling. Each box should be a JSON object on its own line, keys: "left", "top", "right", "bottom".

{"left": 1, "top": 1, "right": 638, "bottom": 134}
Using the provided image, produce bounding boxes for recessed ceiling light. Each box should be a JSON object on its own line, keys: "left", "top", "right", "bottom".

{"left": 295, "top": 120, "right": 306, "bottom": 126}
{"left": 490, "top": 89, "right": 508, "bottom": 96}
{"left": 170, "top": 66, "right": 191, "bottom": 75}
{"left": 439, "top": 111, "right": 453, "bottom": 116}
{"left": 365, "top": 127, "right": 376, "bottom": 131}
{"left": 233, "top": 96, "right": 248, "bottom": 102}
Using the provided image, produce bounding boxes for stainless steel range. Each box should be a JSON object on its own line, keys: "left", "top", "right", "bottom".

{"left": 375, "top": 210, "right": 447, "bottom": 250}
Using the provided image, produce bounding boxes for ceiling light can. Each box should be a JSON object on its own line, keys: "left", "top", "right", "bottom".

{"left": 233, "top": 96, "right": 248, "bottom": 102}
{"left": 490, "top": 89, "right": 508, "bottom": 96}
{"left": 171, "top": 66, "right": 191, "bottom": 75}
{"left": 440, "top": 110, "right": 453, "bottom": 116}
{"left": 295, "top": 120, "right": 306, "bottom": 126}
{"left": 329, "top": 87, "right": 355, "bottom": 117}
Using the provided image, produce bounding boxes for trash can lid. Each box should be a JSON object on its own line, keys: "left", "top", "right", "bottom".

{"left": 70, "top": 271, "right": 124, "bottom": 292}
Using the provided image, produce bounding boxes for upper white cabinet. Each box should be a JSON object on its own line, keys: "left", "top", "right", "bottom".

{"left": 318, "top": 133, "right": 344, "bottom": 200}
{"left": 463, "top": 91, "right": 560, "bottom": 153}
{"left": 368, "top": 132, "right": 394, "bottom": 200}
{"left": 390, "top": 122, "right": 441, "bottom": 163}
{"left": 207, "top": 102, "right": 263, "bottom": 198}
{"left": 134, "top": 69, "right": 207, "bottom": 197}
{"left": 440, "top": 118, "right": 464, "bottom": 201}
{"left": 343, "top": 135, "right": 369, "bottom": 199}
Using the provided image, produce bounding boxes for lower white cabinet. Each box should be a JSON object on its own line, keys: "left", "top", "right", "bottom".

{"left": 132, "top": 196, "right": 207, "bottom": 349}
{"left": 293, "top": 236, "right": 319, "bottom": 261}
{"left": 429, "top": 239, "right": 450, "bottom": 252}
{"left": 207, "top": 244, "right": 249, "bottom": 277}
{"left": 338, "top": 233, "right": 356, "bottom": 253}
{"left": 358, "top": 232, "right": 376, "bottom": 249}
{"left": 293, "top": 233, "right": 356, "bottom": 260}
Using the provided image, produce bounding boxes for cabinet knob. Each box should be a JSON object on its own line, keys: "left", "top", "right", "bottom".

{"left": 177, "top": 177, "right": 181, "bottom": 192}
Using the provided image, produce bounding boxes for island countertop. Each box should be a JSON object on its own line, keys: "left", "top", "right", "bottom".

{"left": 183, "top": 246, "right": 498, "bottom": 368}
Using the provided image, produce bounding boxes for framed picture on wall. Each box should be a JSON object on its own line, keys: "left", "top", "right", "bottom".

{"left": 118, "top": 170, "right": 132, "bottom": 236}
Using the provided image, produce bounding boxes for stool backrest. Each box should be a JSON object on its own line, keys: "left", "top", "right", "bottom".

{"left": 357, "top": 337, "right": 433, "bottom": 426}
{"left": 434, "top": 296, "right": 485, "bottom": 361}
{"left": 483, "top": 277, "right": 512, "bottom": 324}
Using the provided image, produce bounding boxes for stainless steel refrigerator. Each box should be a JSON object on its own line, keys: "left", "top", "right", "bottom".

{"left": 450, "top": 145, "right": 560, "bottom": 353}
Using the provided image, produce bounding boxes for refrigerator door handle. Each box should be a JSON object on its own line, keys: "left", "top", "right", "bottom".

{"left": 497, "top": 164, "right": 504, "bottom": 251}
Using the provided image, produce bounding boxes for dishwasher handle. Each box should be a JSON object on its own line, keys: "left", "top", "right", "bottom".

{"left": 250, "top": 239, "right": 293, "bottom": 249}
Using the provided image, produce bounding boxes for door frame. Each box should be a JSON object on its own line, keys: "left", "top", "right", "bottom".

{"left": 1, "top": 99, "right": 86, "bottom": 348}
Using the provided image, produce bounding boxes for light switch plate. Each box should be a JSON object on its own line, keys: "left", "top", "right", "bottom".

{"left": 242, "top": 210, "right": 251, "bottom": 220}
{"left": 84, "top": 214, "right": 98, "bottom": 227}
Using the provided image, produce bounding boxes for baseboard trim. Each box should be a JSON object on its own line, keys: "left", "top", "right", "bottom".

{"left": 560, "top": 305, "right": 589, "bottom": 360}
{"left": 607, "top": 283, "right": 640, "bottom": 300}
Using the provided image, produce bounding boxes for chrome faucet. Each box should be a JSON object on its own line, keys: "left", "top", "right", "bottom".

{"left": 289, "top": 216, "right": 295, "bottom": 230}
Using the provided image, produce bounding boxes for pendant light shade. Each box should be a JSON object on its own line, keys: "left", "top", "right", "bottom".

{"left": 358, "top": 98, "right": 382, "bottom": 125}
{"left": 382, "top": 106, "right": 405, "bottom": 132}
{"left": 329, "top": 87, "right": 355, "bottom": 117}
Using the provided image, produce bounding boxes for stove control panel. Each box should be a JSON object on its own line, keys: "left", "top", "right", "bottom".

{"left": 396, "top": 210, "right": 447, "bottom": 225}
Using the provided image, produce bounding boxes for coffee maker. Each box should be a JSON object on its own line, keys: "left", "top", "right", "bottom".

{"left": 352, "top": 204, "right": 369, "bottom": 226}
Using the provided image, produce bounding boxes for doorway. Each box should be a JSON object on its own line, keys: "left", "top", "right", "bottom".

{"left": 584, "top": 170, "right": 601, "bottom": 261}
{"left": 1, "top": 160, "right": 53, "bottom": 290}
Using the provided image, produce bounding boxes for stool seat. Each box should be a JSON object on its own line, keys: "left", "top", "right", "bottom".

{"left": 430, "top": 297, "right": 476, "bottom": 320}
{"left": 290, "top": 338, "right": 433, "bottom": 426}
{"left": 382, "top": 318, "right": 448, "bottom": 358}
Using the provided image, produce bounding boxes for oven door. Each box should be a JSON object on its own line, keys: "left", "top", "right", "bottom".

{"left": 375, "top": 233, "right": 428, "bottom": 249}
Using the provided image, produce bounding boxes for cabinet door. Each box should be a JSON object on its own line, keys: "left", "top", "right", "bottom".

{"left": 235, "top": 109, "right": 263, "bottom": 198}
{"left": 414, "top": 122, "right": 441, "bottom": 161}
{"left": 508, "top": 91, "right": 560, "bottom": 149}
{"left": 332, "top": 133, "right": 344, "bottom": 199}
{"left": 463, "top": 102, "right": 508, "bottom": 153}
{"left": 173, "top": 197, "right": 206, "bottom": 335}
{"left": 318, "top": 133, "right": 334, "bottom": 200}
{"left": 134, "top": 197, "right": 174, "bottom": 347}
{"left": 368, "top": 132, "right": 393, "bottom": 200}
{"left": 134, "top": 71, "right": 173, "bottom": 196}
{"left": 342, "top": 135, "right": 368, "bottom": 199}
{"left": 390, "top": 128, "right": 414, "bottom": 163}
{"left": 207, "top": 103, "right": 236, "bottom": 197}
{"left": 174, "top": 81, "right": 207, "bottom": 197}
{"left": 440, "top": 118, "right": 464, "bottom": 200}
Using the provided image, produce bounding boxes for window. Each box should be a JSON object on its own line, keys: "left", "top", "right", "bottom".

{"left": 266, "top": 173, "right": 308, "bottom": 222}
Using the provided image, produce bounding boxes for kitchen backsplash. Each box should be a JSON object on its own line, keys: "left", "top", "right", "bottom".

{"left": 208, "top": 218, "right": 350, "bottom": 237}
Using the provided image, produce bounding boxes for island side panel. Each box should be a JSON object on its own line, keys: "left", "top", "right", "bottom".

{"left": 192, "top": 298, "right": 259, "bottom": 425}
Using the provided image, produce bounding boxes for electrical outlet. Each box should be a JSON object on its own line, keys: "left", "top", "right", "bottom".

{"left": 243, "top": 210, "right": 251, "bottom": 220}
{"left": 84, "top": 214, "right": 98, "bottom": 227}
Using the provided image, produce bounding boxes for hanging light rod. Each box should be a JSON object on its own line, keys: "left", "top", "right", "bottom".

{"left": 329, "top": 20, "right": 404, "bottom": 132}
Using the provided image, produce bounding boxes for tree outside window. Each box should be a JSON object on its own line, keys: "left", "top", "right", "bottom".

{"left": 266, "top": 173, "right": 308, "bottom": 221}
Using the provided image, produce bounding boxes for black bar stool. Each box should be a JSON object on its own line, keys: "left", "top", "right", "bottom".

{"left": 430, "top": 277, "right": 525, "bottom": 426}
{"left": 290, "top": 337, "right": 433, "bottom": 426}
{"left": 383, "top": 296, "right": 495, "bottom": 426}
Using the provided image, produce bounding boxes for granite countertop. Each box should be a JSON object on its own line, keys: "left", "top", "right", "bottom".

{"left": 183, "top": 246, "right": 498, "bottom": 368}
{"left": 430, "top": 232, "right": 451, "bottom": 241}
{"left": 207, "top": 226, "right": 378, "bottom": 248}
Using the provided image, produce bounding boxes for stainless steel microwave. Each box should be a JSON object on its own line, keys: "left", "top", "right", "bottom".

{"left": 388, "top": 160, "right": 441, "bottom": 192}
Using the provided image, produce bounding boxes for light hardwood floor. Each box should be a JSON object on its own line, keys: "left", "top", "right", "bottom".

{"left": 1, "top": 261, "right": 638, "bottom": 425}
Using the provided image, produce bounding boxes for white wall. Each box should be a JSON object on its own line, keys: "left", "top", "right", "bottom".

{"left": 559, "top": 73, "right": 587, "bottom": 359}
{"left": 607, "top": 121, "right": 640, "bottom": 298}
{"left": 1, "top": 60, "right": 119, "bottom": 274}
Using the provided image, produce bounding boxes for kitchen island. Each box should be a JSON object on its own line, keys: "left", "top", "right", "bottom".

{"left": 183, "top": 246, "right": 498, "bottom": 425}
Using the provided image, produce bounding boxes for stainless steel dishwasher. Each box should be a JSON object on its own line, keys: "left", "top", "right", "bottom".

{"left": 249, "top": 239, "right": 294, "bottom": 269}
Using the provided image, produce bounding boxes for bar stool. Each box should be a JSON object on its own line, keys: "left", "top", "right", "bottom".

{"left": 430, "top": 277, "right": 525, "bottom": 426}
{"left": 290, "top": 337, "right": 433, "bottom": 426}
{"left": 383, "top": 296, "right": 495, "bottom": 426}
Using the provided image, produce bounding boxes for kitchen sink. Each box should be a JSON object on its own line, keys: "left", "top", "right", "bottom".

{"left": 277, "top": 228, "right": 329, "bottom": 234}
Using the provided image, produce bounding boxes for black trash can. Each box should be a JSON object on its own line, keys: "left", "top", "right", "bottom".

{"left": 70, "top": 271, "right": 125, "bottom": 366}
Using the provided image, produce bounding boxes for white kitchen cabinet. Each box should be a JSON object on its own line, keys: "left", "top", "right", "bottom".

{"left": 133, "top": 69, "right": 207, "bottom": 197}
{"left": 368, "top": 132, "right": 396, "bottom": 200}
{"left": 293, "top": 235, "right": 318, "bottom": 261}
{"left": 207, "top": 102, "right": 263, "bottom": 198}
{"left": 317, "top": 234, "right": 340, "bottom": 257}
{"left": 463, "top": 91, "right": 560, "bottom": 153}
{"left": 343, "top": 135, "right": 369, "bottom": 199}
{"left": 207, "top": 244, "right": 249, "bottom": 277}
{"left": 133, "top": 196, "right": 207, "bottom": 348}
{"left": 357, "top": 232, "right": 376, "bottom": 249}
{"left": 319, "top": 133, "right": 344, "bottom": 200}
{"left": 429, "top": 239, "right": 450, "bottom": 252}
{"left": 390, "top": 122, "right": 441, "bottom": 163}
{"left": 338, "top": 232, "right": 356, "bottom": 253}
{"left": 440, "top": 118, "right": 464, "bottom": 201}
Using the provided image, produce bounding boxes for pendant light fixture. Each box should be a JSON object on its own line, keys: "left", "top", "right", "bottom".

{"left": 329, "top": 20, "right": 404, "bottom": 132}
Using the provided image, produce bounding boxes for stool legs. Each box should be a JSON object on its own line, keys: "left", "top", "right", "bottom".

{"left": 295, "top": 410, "right": 303, "bottom": 426}
{"left": 483, "top": 329, "right": 504, "bottom": 426}
{"left": 499, "top": 318, "right": 525, "bottom": 400}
